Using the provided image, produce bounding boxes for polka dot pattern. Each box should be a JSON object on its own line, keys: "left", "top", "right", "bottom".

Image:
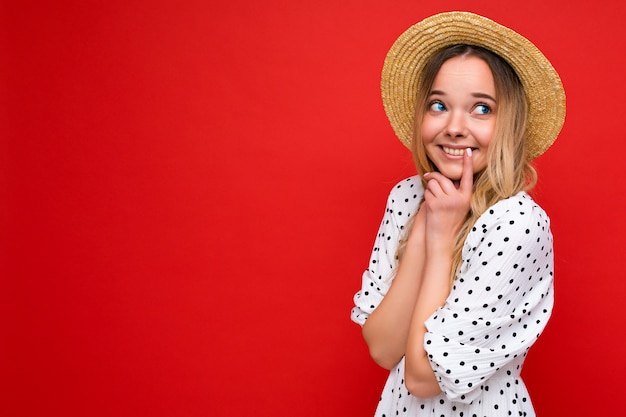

{"left": 351, "top": 176, "right": 554, "bottom": 416}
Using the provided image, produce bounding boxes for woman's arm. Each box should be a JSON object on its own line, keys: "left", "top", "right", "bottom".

{"left": 362, "top": 205, "right": 427, "bottom": 370}
{"left": 404, "top": 232, "right": 456, "bottom": 396}
{"left": 404, "top": 149, "right": 473, "bottom": 397}
{"left": 420, "top": 196, "right": 554, "bottom": 403}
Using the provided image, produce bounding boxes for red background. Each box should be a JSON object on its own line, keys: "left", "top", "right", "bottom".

{"left": 2, "top": 1, "right": 625, "bottom": 416}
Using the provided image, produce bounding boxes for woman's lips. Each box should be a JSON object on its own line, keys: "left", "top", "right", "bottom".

{"left": 442, "top": 146, "right": 473, "bottom": 156}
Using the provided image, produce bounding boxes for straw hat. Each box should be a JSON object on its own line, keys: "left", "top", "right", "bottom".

{"left": 381, "top": 11, "right": 565, "bottom": 160}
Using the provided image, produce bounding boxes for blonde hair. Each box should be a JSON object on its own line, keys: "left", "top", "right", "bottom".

{"left": 402, "top": 44, "right": 536, "bottom": 285}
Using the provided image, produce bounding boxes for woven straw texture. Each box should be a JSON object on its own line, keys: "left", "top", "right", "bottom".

{"left": 381, "top": 11, "right": 566, "bottom": 160}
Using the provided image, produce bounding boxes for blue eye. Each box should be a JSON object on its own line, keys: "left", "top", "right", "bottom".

{"left": 429, "top": 101, "right": 446, "bottom": 112}
{"left": 475, "top": 104, "right": 491, "bottom": 115}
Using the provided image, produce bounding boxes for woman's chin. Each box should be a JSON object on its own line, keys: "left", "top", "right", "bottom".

{"left": 436, "top": 169, "right": 462, "bottom": 181}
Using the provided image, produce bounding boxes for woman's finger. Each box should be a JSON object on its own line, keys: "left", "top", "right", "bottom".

{"left": 425, "top": 177, "right": 444, "bottom": 197}
{"left": 423, "top": 172, "right": 456, "bottom": 195}
{"left": 459, "top": 148, "right": 474, "bottom": 194}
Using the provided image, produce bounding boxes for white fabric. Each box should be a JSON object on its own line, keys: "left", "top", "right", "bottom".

{"left": 351, "top": 175, "right": 554, "bottom": 417}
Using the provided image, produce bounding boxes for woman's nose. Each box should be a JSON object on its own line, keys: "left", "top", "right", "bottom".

{"left": 444, "top": 112, "right": 468, "bottom": 138}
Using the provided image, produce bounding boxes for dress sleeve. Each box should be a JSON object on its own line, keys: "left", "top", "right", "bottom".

{"left": 351, "top": 177, "right": 423, "bottom": 326}
{"left": 423, "top": 195, "right": 554, "bottom": 403}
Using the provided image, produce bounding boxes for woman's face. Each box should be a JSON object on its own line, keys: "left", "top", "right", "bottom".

{"left": 421, "top": 55, "right": 497, "bottom": 181}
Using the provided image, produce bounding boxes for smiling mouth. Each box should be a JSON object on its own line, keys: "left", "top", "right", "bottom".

{"left": 442, "top": 146, "right": 474, "bottom": 156}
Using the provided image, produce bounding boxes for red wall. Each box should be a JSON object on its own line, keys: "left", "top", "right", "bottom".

{"left": 3, "top": 1, "right": 625, "bottom": 416}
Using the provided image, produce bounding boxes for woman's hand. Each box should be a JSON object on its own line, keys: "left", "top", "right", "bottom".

{"left": 422, "top": 148, "right": 473, "bottom": 242}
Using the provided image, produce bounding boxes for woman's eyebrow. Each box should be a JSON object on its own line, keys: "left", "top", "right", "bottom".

{"left": 429, "top": 90, "right": 496, "bottom": 102}
{"left": 472, "top": 92, "right": 496, "bottom": 102}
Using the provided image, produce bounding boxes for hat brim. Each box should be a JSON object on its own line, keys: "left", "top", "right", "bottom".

{"left": 381, "top": 11, "right": 566, "bottom": 160}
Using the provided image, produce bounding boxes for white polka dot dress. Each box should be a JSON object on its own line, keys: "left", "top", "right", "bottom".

{"left": 351, "top": 176, "right": 554, "bottom": 417}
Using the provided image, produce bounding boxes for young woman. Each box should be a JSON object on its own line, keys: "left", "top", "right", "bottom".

{"left": 351, "top": 12, "right": 565, "bottom": 417}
